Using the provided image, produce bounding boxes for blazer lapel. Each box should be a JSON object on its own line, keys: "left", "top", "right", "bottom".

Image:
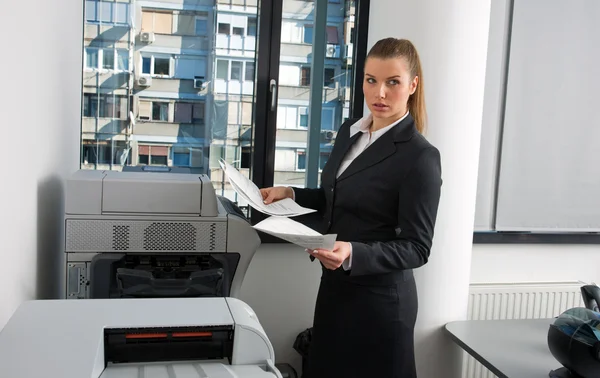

{"left": 336, "top": 113, "right": 417, "bottom": 182}
{"left": 326, "top": 123, "right": 362, "bottom": 180}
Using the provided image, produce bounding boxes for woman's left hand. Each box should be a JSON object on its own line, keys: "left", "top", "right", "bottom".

{"left": 307, "top": 241, "right": 351, "bottom": 270}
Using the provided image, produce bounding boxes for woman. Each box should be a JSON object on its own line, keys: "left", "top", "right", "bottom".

{"left": 261, "top": 38, "right": 442, "bottom": 378}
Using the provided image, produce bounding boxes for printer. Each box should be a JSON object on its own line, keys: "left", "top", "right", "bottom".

{"left": 0, "top": 297, "right": 283, "bottom": 378}
{"left": 63, "top": 169, "right": 260, "bottom": 300}
{"left": 0, "top": 169, "right": 286, "bottom": 377}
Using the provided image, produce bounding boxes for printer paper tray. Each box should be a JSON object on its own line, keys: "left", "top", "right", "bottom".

{"left": 100, "top": 361, "right": 279, "bottom": 378}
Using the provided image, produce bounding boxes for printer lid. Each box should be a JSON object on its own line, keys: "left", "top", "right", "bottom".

{"left": 102, "top": 171, "right": 203, "bottom": 215}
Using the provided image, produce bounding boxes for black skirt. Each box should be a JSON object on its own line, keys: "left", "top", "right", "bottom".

{"left": 305, "top": 271, "right": 418, "bottom": 378}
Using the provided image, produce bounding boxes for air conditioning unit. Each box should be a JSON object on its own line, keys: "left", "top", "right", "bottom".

{"left": 193, "top": 78, "right": 204, "bottom": 89}
{"left": 137, "top": 76, "right": 152, "bottom": 87}
{"left": 326, "top": 45, "right": 338, "bottom": 58}
{"left": 139, "top": 32, "right": 155, "bottom": 43}
{"left": 321, "top": 130, "right": 336, "bottom": 142}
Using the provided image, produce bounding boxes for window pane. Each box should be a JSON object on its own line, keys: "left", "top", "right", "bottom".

{"left": 324, "top": 68, "right": 335, "bottom": 87}
{"left": 154, "top": 58, "right": 170, "bottom": 75}
{"left": 195, "top": 19, "right": 207, "bottom": 35}
{"left": 151, "top": 155, "right": 168, "bottom": 165}
{"left": 231, "top": 61, "right": 242, "bottom": 81}
{"left": 86, "top": 48, "right": 98, "bottom": 69}
{"left": 303, "top": 26, "right": 313, "bottom": 44}
{"left": 78, "top": 0, "right": 346, "bottom": 218}
{"left": 216, "top": 60, "right": 228, "bottom": 79}
{"left": 218, "top": 23, "right": 230, "bottom": 34}
{"left": 102, "top": 49, "right": 114, "bottom": 69}
{"left": 115, "top": 3, "right": 129, "bottom": 24}
{"left": 245, "top": 62, "right": 254, "bottom": 81}
{"left": 99, "top": 1, "right": 113, "bottom": 23}
{"left": 117, "top": 50, "right": 129, "bottom": 71}
{"left": 247, "top": 17, "right": 257, "bottom": 37}
{"left": 152, "top": 102, "right": 168, "bottom": 121}
{"left": 273, "top": 1, "right": 355, "bottom": 188}
{"left": 85, "top": 1, "right": 97, "bottom": 22}
{"left": 142, "top": 57, "right": 151, "bottom": 74}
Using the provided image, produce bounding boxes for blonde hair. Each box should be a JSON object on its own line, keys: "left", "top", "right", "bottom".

{"left": 366, "top": 38, "right": 427, "bottom": 134}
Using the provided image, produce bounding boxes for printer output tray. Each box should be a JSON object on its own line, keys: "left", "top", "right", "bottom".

{"left": 100, "top": 361, "right": 279, "bottom": 378}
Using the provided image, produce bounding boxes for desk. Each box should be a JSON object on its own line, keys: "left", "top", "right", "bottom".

{"left": 444, "top": 318, "right": 562, "bottom": 378}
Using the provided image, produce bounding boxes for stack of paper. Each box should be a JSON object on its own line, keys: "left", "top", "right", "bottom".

{"left": 219, "top": 159, "right": 336, "bottom": 250}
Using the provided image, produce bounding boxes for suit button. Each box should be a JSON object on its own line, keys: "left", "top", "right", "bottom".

{"left": 328, "top": 221, "right": 332, "bottom": 227}
{"left": 330, "top": 186, "right": 334, "bottom": 192}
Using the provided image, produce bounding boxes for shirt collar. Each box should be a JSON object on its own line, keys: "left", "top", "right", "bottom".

{"left": 349, "top": 110, "right": 410, "bottom": 137}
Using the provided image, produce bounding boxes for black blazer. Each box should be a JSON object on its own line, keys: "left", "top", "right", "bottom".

{"left": 294, "top": 114, "right": 442, "bottom": 283}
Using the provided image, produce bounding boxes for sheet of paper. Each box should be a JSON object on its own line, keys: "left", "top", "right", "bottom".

{"left": 219, "top": 159, "right": 316, "bottom": 217}
{"left": 253, "top": 216, "right": 337, "bottom": 251}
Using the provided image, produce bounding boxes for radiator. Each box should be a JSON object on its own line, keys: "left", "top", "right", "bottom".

{"left": 462, "top": 281, "right": 586, "bottom": 378}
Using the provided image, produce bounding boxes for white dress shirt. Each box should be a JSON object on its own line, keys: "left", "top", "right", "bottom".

{"left": 291, "top": 111, "right": 410, "bottom": 271}
{"left": 338, "top": 111, "right": 410, "bottom": 270}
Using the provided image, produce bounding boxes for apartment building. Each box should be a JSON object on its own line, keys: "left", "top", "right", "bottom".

{"left": 80, "top": 0, "right": 355, "bottom": 196}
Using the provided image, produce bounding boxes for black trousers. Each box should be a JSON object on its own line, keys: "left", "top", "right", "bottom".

{"left": 305, "top": 271, "right": 418, "bottom": 378}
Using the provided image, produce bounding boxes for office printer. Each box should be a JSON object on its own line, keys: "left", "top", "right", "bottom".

{"left": 0, "top": 297, "right": 282, "bottom": 378}
{"left": 64, "top": 169, "right": 260, "bottom": 300}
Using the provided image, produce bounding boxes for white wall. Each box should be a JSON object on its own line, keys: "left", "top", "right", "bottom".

{"left": 472, "top": 244, "right": 600, "bottom": 284}
{"left": 0, "top": 1, "right": 82, "bottom": 326}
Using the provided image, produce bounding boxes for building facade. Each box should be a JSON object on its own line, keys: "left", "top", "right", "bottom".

{"left": 81, "top": 0, "right": 355, "bottom": 202}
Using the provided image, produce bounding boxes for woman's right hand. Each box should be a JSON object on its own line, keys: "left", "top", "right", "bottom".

{"left": 260, "top": 186, "right": 294, "bottom": 204}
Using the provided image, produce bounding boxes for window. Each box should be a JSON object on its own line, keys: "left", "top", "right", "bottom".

{"left": 154, "top": 58, "right": 170, "bottom": 76}
{"left": 216, "top": 60, "right": 253, "bottom": 81}
{"left": 86, "top": 1, "right": 129, "bottom": 25}
{"left": 195, "top": 18, "right": 208, "bottom": 35}
{"left": 83, "top": 94, "right": 125, "bottom": 119}
{"left": 231, "top": 61, "right": 242, "bottom": 80}
{"left": 81, "top": 0, "right": 367, "bottom": 221}
{"left": 152, "top": 102, "right": 169, "bottom": 121}
{"left": 304, "top": 25, "right": 313, "bottom": 44}
{"left": 245, "top": 62, "right": 255, "bottom": 82}
{"left": 297, "top": 151, "right": 306, "bottom": 170}
{"left": 138, "top": 145, "right": 168, "bottom": 166}
{"left": 218, "top": 23, "right": 230, "bottom": 34}
{"left": 324, "top": 68, "right": 335, "bottom": 87}
{"left": 102, "top": 48, "right": 114, "bottom": 69}
{"left": 142, "top": 57, "right": 151, "bottom": 74}
{"left": 299, "top": 107, "right": 308, "bottom": 127}
{"left": 84, "top": 48, "right": 128, "bottom": 71}
{"left": 301, "top": 67, "right": 311, "bottom": 86}
{"left": 117, "top": 50, "right": 129, "bottom": 71}
{"left": 140, "top": 55, "right": 172, "bottom": 76}
{"left": 141, "top": 10, "right": 173, "bottom": 34}
{"left": 85, "top": 48, "right": 98, "bottom": 69}
{"left": 247, "top": 17, "right": 257, "bottom": 37}
{"left": 174, "top": 103, "right": 192, "bottom": 123}
{"left": 321, "top": 108, "right": 335, "bottom": 130}
{"left": 216, "top": 60, "right": 228, "bottom": 79}
{"left": 277, "top": 106, "right": 299, "bottom": 129}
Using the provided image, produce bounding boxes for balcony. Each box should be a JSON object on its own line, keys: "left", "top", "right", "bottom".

{"left": 82, "top": 118, "right": 129, "bottom": 135}
{"left": 214, "top": 79, "right": 254, "bottom": 96}
{"left": 282, "top": 0, "right": 344, "bottom": 19}
{"left": 137, "top": 33, "right": 210, "bottom": 52}
{"left": 84, "top": 24, "right": 130, "bottom": 46}
{"left": 83, "top": 71, "right": 130, "bottom": 93}
{"left": 277, "top": 85, "right": 340, "bottom": 103}
{"left": 133, "top": 122, "right": 205, "bottom": 140}
{"left": 135, "top": 77, "right": 207, "bottom": 97}
{"left": 215, "top": 35, "right": 256, "bottom": 57}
